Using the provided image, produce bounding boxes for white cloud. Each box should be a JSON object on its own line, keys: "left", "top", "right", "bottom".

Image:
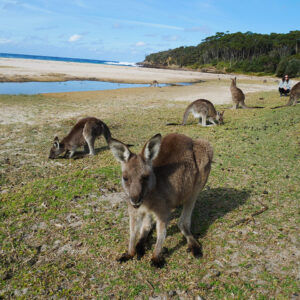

{"left": 101, "top": 17, "right": 184, "bottom": 31}
{"left": 68, "top": 34, "right": 82, "bottom": 42}
{"left": 135, "top": 41, "right": 146, "bottom": 47}
{"left": 126, "top": 20, "right": 183, "bottom": 30}
{"left": 0, "top": 38, "right": 12, "bottom": 44}
{"left": 1, "top": 0, "right": 52, "bottom": 14}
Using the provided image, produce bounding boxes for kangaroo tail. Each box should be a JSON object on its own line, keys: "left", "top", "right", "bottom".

{"left": 271, "top": 105, "right": 285, "bottom": 109}
{"left": 271, "top": 97, "right": 297, "bottom": 109}
{"left": 241, "top": 104, "right": 264, "bottom": 109}
{"left": 102, "top": 122, "right": 112, "bottom": 144}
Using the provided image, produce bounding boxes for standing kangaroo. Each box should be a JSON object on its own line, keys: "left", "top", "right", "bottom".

{"left": 182, "top": 99, "right": 224, "bottom": 126}
{"left": 49, "top": 117, "right": 111, "bottom": 159}
{"left": 109, "top": 133, "right": 213, "bottom": 267}
{"left": 272, "top": 81, "right": 300, "bottom": 109}
{"left": 230, "top": 77, "right": 263, "bottom": 109}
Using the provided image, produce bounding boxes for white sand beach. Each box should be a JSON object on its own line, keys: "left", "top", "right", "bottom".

{"left": 0, "top": 57, "right": 275, "bottom": 84}
{"left": 0, "top": 57, "right": 280, "bottom": 114}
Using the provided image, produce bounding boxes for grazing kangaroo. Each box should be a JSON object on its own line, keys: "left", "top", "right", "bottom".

{"left": 109, "top": 133, "right": 213, "bottom": 267}
{"left": 272, "top": 81, "right": 300, "bottom": 109}
{"left": 150, "top": 80, "right": 159, "bottom": 87}
{"left": 230, "top": 77, "right": 263, "bottom": 109}
{"left": 49, "top": 117, "right": 111, "bottom": 159}
{"left": 182, "top": 99, "right": 224, "bottom": 126}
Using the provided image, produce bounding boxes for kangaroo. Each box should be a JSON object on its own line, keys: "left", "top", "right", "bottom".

{"left": 109, "top": 133, "right": 213, "bottom": 267}
{"left": 49, "top": 117, "right": 111, "bottom": 159}
{"left": 150, "top": 80, "right": 159, "bottom": 87}
{"left": 230, "top": 77, "right": 263, "bottom": 109}
{"left": 182, "top": 99, "right": 224, "bottom": 126}
{"left": 272, "top": 81, "right": 300, "bottom": 109}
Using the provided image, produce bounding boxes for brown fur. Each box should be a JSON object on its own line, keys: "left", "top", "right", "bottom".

{"left": 230, "top": 77, "right": 263, "bottom": 109}
{"left": 272, "top": 81, "right": 300, "bottom": 109}
{"left": 49, "top": 117, "right": 111, "bottom": 159}
{"left": 182, "top": 99, "right": 224, "bottom": 126}
{"left": 150, "top": 80, "right": 159, "bottom": 87}
{"left": 109, "top": 133, "right": 213, "bottom": 267}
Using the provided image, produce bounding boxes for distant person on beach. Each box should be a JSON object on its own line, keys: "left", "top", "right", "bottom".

{"left": 278, "top": 75, "right": 291, "bottom": 97}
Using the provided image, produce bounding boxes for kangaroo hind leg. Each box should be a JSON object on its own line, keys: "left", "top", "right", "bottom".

{"left": 178, "top": 197, "right": 202, "bottom": 257}
{"left": 83, "top": 124, "right": 96, "bottom": 155}
{"left": 231, "top": 102, "right": 238, "bottom": 109}
{"left": 151, "top": 215, "right": 169, "bottom": 268}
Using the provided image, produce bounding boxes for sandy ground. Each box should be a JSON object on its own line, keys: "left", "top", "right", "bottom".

{"left": 0, "top": 58, "right": 283, "bottom": 125}
{"left": 0, "top": 80, "right": 280, "bottom": 126}
{"left": 0, "top": 57, "right": 274, "bottom": 83}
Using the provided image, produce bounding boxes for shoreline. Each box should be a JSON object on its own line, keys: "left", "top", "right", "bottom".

{"left": 0, "top": 57, "right": 274, "bottom": 84}
{"left": 0, "top": 57, "right": 280, "bottom": 108}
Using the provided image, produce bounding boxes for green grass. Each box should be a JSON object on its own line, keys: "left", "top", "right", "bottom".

{"left": 0, "top": 89, "right": 299, "bottom": 298}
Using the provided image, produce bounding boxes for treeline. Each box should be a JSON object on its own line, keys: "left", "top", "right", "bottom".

{"left": 143, "top": 31, "right": 300, "bottom": 77}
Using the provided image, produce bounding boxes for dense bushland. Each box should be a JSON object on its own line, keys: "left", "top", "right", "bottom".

{"left": 144, "top": 31, "right": 300, "bottom": 77}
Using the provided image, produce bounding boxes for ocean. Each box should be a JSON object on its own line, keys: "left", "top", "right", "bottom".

{"left": 0, "top": 52, "right": 137, "bottom": 67}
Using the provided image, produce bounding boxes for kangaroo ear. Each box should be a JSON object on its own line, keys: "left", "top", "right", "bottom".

{"left": 221, "top": 110, "right": 225, "bottom": 115}
{"left": 142, "top": 134, "right": 162, "bottom": 163}
{"left": 109, "top": 138, "right": 131, "bottom": 163}
{"left": 53, "top": 136, "right": 60, "bottom": 148}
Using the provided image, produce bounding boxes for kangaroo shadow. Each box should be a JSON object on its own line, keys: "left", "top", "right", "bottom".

{"left": 164, "top": 187, "right": 251, "bottom": 258}
{"left": 71, "top": 146, "right": 109, "bottom": 160}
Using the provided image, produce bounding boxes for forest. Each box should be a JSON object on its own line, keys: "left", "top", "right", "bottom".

{"left": 143, "top": 31, "right": 300, "bottom": 77}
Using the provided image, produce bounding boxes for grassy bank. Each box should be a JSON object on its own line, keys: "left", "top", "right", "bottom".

{"left": 0, "top": 88, "right": 299, "bottom": 298}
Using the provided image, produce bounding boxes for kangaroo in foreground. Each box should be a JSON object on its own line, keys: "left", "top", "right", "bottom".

{"left": 230, "top": 77, "right": 263, "bottom": 109}
{"left": 272, "top": 81, "right": 300, "bottom": 109}
{"left": 181, "top": 99, "right": 224, "bottom": 126}
{"left": 49, "top": 117, "right": 111, "bottom": 159}
{"left": 109, "top": 133, "right": 213, "bottom": 267}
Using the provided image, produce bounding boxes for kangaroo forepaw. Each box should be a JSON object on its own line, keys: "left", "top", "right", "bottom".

{"left": 151, "top": 256, "right": 166, "bottom": 268}
{"left": 117, "top": 252, "right": 133, "bottom": 263}
{"left": 187, "top": 244, "right": 203, "bottom": 258}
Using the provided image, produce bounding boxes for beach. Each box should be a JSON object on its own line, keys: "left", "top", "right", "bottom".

{"left": 0, "top": 57, "right": 279, "bottom": 108}
{"left": 0, "top": 57, "right": 277, "bottom": 84}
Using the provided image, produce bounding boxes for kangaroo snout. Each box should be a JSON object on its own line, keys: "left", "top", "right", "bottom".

{"left": 130, "top": 196, "right": 143, "bottom": 208}
{"left": 48, "top": 153, "right": 55, "bottom": 159}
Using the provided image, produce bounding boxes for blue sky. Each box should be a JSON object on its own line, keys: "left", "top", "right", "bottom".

{"left": 0, "top": 0, "right": 299, "bottom": 62}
